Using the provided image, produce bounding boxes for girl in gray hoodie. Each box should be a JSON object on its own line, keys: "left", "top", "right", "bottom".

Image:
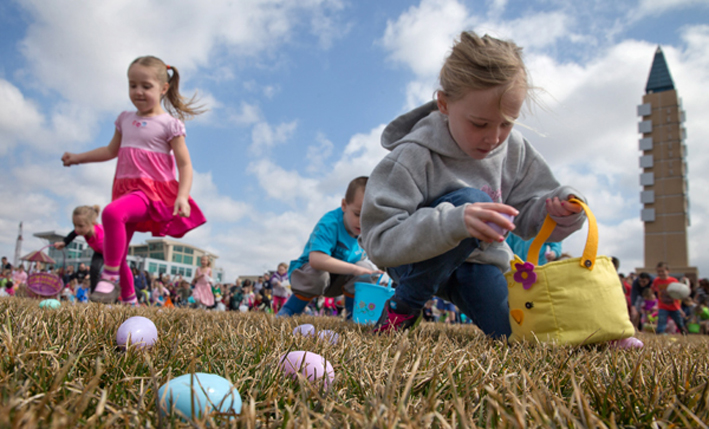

{"left": 360, "top": 31, "right": 586, "bottom": 338}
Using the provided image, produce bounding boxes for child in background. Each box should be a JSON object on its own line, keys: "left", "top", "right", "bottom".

{"left": 360, "top": 32, "right": 586, "bottom": 337}
{"left": 277, "top": 176, "right": 381, "bottom": 317}
{"left": 55, "top": 205, "right": 105, "bottom": 293}
{"left": 271, "top": 263, "right": 291, "bottom": 313}
{"left": 640, "top": 288, "right": 658, "bottom": 330}
{"left": 75, "top": 278, "right": 90, "bottom": 303}
{"left": 652, "top": 262, "right": 687, "bottom": 334}
{"left": 12, "top": 265, "right": 28, "bottom": 289}
{"left": 192, "top": 255, "right": 215, "bottom": 308}
{"left": 61, "top": 56, "right": 206, "bottom": 305}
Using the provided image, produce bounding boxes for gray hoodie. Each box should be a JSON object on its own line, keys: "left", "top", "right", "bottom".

{"left": 360, "top": 101, "right": 586, "bottom": 272}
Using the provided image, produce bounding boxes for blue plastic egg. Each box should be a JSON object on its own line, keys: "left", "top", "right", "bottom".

{"left": 39, "top": 299, "right": 61, "bottom": 309}
{"left": 158, "top": 373, "right": 242, "bottom": 419}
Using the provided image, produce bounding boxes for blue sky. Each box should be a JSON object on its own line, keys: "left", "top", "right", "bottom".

{"left": 1, "top": 0, "right": 709, "bottom": 279}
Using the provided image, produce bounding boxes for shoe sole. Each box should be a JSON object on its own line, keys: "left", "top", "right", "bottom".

{"left": 89, "top": 283, "right": 121, "bottom": 304}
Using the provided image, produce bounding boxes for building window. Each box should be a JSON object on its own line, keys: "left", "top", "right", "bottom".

{"left": 178, "top": 267, "right": 185, "bottom": 276}
{"left": 186, "top": 268, "right": 192, "bottom": 277}
{"left": 149, "top": 243, "right": 163, "bottom": 251}
{"left": 184, "top": 247, "right": 194, "bottom": 255}
{"left": 172, "top": 254, "right": 182, "bottom": 263}
{"left": 171, "top": 266, "right": 177, "bottom": 275}
{"left": 150, "top": 252, "right": 165, "bottom": 260}
{"left": 184, "top": 256, "right": 193, "bottom": 265}
{"left": 148, "top": 262, "right": 158, "bottom": 273}
{"left": 174, "top": 245, "right": 183, "bottom": 252}
{"left": 159, "top": 264, "right": 167, "bottom": 274}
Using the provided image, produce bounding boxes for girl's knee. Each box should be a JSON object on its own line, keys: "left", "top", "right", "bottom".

{"left": 102, "top": 202, "right": 122, "bottom": 224}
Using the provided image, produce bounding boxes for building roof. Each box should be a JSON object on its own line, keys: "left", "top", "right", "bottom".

{"left": 645, "top": 46, "right": 675, "bottom": 94}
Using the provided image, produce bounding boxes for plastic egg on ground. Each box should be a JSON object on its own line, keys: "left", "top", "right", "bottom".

{"left": 666, "top": 282, "right": 690, "bottom": 300}
{"left": 280, "top": 351, "right": 335, "bottom": 387}
{"left": 317, "top": 330, "right": 339, "bottom": 344}
{"left": 293, "top": 324, "right": 316, "bottom": 337}
{"left": 116, "top": 316, "right": 158, "bottom": 349}
{"left": 611, "top": 337, "right": 644, "bottom": 349}
{"left": 158, "top": 373, "right": 242, "bottom": 419}
{"left": 39, "top": 299, "right": 61, "bottom": 309}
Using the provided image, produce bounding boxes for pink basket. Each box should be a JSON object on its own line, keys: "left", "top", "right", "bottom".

{"left": 27, "top": 272, "right": 64, "bottom": 297}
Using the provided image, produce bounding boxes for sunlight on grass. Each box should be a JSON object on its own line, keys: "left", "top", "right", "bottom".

{"left": 1, "top": 298, "right": 707, "bottom": 428}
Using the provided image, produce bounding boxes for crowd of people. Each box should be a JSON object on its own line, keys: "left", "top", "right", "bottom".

{"left": 2, "top": 254, "right": 708, "bottom": 335}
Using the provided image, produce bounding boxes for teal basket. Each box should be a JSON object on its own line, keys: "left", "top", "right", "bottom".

{"left": 353, "top": 276, "right": 394, "bottom": 325}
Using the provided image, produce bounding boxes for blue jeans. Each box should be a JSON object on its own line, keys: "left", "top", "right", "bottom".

{"left": 388, "top": 188, "right": 512, "bottom": 339}
{"left": 656, "top": 308, "right": 685, "bottom": 334}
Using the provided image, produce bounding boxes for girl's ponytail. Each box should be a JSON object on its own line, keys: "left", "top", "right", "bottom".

{"left": 164, "top": 65, "right": 206, "bottom": 122}
{"left": 130, "top": 56, "right": 206, "bottom": 122}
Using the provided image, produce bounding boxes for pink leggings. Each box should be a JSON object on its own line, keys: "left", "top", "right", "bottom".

{"left": 102, "top": 193, "right": 152, "bottom": 302}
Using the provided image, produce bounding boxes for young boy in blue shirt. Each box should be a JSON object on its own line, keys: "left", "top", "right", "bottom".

{"left": 277, "top": 176, "right": 381, "bottom": 317}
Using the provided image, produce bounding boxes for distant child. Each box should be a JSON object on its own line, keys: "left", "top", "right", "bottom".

{"left": 61, "top": 56, "right": 206, "bottom": 304}
{"left": 0, "top": 280, "right": 13, "bottom": 297}
{"left": 55, "top": 205, "right": 105, "bottom": 292}
{"left": 278, "top": 176, "right": 381, "bottom": 317}
{"left": 75, "top": 278, "right": 90, "bottom": 303}
{"left": 193, "top": 255, "right": 215, "bottom": 308}
{"left": 271, "top": 263, "right": 291, "bottom": 313}
{"left": 640, "top": 288, "right": 658, "bottom": 329}
{"left": 360, "top": 32, "right": 586, "bottom": 337}
{"left": 652, "top": 262, "right": 687, "bottom": 334}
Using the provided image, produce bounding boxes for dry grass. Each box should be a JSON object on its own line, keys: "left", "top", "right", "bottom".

{"left": 1, "top": 297, "right": 708, "bottom": 428}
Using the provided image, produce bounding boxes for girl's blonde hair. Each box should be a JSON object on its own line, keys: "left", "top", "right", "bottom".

{"left": 129, "top": 56, "right": 205, "bottom": 122}
{"left": 72, "top": 205, "right": 100, "bottom": 224}
{"left": 201, "top": 255, "right": 211, "bottom": 267}
{"left": 439, "top": 32, "right": 532, "bottom": 109}
{"left": 278, "top": 262, "right": 288, "bottom": 270}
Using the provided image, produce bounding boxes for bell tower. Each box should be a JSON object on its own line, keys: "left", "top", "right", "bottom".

{"left": 635, "top": 46, "right": 697, "bottom": 280}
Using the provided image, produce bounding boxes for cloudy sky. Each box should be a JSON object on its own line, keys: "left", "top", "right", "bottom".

{"left": 1, "top": 0, "right": 708, "bottom": 279}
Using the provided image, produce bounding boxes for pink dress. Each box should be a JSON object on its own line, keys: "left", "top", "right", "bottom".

{"left": 85, "top": 224, "right": 105, "bottom": 253}
{"left": 113, "top": 111, "right": 206, "bottom": 237}
{"left": 192, "top": 266, "right": 214, "bottom": 307}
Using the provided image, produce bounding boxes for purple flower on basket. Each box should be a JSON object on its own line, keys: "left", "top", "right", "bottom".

{"left": 513, "top": 262, "right": 537, "bottom": 289}
{"left": 368, "top": 302, "right": 376, "bottom": 311}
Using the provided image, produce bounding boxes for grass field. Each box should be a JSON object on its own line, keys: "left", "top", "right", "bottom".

{"left": 1, "top": 297, "right": 708, "bottom": 428}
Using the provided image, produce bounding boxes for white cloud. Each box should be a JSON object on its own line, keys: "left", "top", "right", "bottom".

{"left": 306, "top": 133, "right": 335, "bottom": 173}
{"left": 0, "top": 79, "right": 45, "bottom": 155}
{"left": 230, "top": 102, "right": 262, "bottom": 126}
{"left": 249, "top": 120, "right": 298, "bottom": 155}
{"left": 381, "top": 0, "right": 470, "bottom": 77}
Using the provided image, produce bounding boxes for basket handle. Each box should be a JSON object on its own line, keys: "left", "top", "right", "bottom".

{"left": 375, "top": 273, "right": 393, "bottom": 289}
{"left": 527, "top": 198, "right": 598, "bottom": 271}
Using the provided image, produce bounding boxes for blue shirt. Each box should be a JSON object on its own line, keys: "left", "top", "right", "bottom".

{"left": 505, "top": 233, "right": 562, "bottom": 266}
{"left": 289, "top": 207, "right": 365, "bottom": 276}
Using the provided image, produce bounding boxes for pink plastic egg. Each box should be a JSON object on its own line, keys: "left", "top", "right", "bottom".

{"left": 116, "top": 316, "right": 158, "bottom": 349}
{"left": 279, "top": 351, "right": 335, "bottom": 387}
{"left": 486, "top": 213, "right": 515, "bottom": 236}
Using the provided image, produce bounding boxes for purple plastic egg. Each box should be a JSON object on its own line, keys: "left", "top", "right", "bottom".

{"left": 292, "top": 324, "right": 316, "bottom": 337}
{"left": 317, "top": 330, "right": 339, "bottom": 344}
{"left": 280, "top": 351, "right": 335, "bottom": 387}
{"left": 116, "top": 316, "right": 158, "bottom": 349}
{"left": 486, "top": 213, "right": 515, "bottom": 236}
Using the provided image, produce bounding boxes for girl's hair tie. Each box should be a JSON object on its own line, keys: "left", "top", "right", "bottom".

{"left": 166, "top": 65, "right": 172, "bottom": 70}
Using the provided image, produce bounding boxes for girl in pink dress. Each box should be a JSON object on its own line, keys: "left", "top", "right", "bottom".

{"left": 61, "top": 56, "right": 206, "bottom": 304}
{"left": 192, "top": 255, "right": 215, "bottom": 308}
{"left": 54, "top": 205, "right": 105, "bottom": 293}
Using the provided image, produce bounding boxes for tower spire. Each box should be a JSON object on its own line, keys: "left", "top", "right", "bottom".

{"left": 645, "top": 46, "right": 675, "bottom": 94}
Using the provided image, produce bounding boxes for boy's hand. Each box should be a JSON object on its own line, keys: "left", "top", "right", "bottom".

{"left": 173, "top": 196, "right": 191, "bottom": 217}
{"left": 463, "top": 203, "right": 518, "bottom": 243}
{"left": 352, "top": 265, "right": 384, "bottom": 277}
{"left": 61, "top": 152, "right": 79, "bottom": 166}
{"left": 54, "top": 242, "right": 66, "bottom": 250}
{"left": 546, "top": 196, "right": 582, "bottom": 217}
